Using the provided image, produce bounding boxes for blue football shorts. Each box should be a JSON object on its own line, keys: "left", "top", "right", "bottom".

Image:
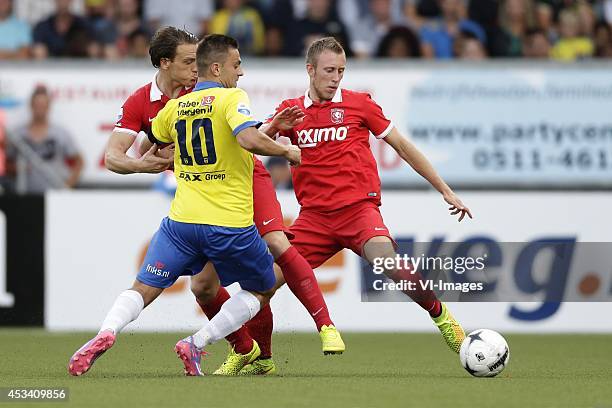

{"left": 137, "top": 217, "right": 275, "bottom": 292}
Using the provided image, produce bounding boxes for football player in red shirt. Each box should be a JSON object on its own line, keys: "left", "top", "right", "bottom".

{"left": 104, "top": 28, "right": 343, "bottom": 376}
{"left": 244, "top": 37, "right": 473, "bottom": 367}
{"left": 105, "top": 27, "right": 194, "bottom": 174}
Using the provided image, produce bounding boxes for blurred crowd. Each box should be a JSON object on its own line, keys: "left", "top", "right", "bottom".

{"left": 1, "top": 0, "right": 612, "bottom": 62}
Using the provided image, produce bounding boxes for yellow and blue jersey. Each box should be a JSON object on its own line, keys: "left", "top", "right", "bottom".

{"left": 151, "top": 81, "right": 259, "bottom": 227}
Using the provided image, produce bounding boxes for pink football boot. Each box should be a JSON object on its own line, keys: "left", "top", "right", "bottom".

{"left": 68, "top": 330, "right": 116, "bottom": 376}
{"left": 174, "top": 336, "right": 206, "bottom": 376}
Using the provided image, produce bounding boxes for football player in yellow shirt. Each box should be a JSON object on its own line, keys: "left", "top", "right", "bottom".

{"left": 68, "top": 34, "right": 300, "bottom": 377}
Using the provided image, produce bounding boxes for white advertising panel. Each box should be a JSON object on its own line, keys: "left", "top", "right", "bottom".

{"left": 45, "top": 190, "right": 612, "bottom": 332}
{"left": 2, "top": 63, "right": 611, "bottom": 186}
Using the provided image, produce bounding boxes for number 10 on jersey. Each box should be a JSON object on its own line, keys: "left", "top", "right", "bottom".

{"left": 175, "top": 118, "right": 217, "bottom": 166}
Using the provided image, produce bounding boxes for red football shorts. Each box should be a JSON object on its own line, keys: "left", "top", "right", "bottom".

{"left": 288, "top": 201, "right": 394, "bottom": 268}
{"left": 253, "top": 158, "right": 292, "bottom": 238}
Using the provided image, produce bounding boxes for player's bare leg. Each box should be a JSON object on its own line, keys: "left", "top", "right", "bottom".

{"left": 243, "top": 231, "right": 344, "bottom": 359}
{"left": 362, "top": 236, "right": 465, "bottom": 353}
{"left": 193, "top": 262, "right": 274, "bottom": 375}
{"left": 189, "top": 264, "right": 260, "bottom": 375}
{"left": 68, "top": 281, "right": 162, "bottom": 376}
{"left": 190, "top": 263, "right": 220, "bottom": 304}
{"left": 191, "top": 264, "right": 255, "bottom": 354}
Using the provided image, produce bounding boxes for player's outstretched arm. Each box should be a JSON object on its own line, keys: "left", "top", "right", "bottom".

{"left": 384, "top": 128, "right": 473, "bottom": 222}
{"left": 236, "top": 127, "right": 301, "bottom": 166}
{"left": 105, "top": 131, "right": 173, "bottom": 174}
{"left": 260, "top": 106, "right": 305, "bottom": 138}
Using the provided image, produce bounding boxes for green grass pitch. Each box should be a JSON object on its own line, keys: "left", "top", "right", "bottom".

{"left": 1, "top": 330, "right": 611, "bottom": 408}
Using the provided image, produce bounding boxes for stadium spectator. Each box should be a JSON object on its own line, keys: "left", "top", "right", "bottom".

{"left": 114, "top": 0, "right": 149, "bottom": 57}
{"left": 14, "top": 0, "right": 83, "bottom": 25}
{"left": 125, "top": 27, "right": 150, "bottom": 58}
{"left": 402, "top": 0, "right": 427, "bottom": 28}
{"left": 467, "top": 0, "right": 499, "bottom": 57}
{"left": 593, "top": 20, "right": 612, "bottom": 57}
{"left": 84, "top": 0, "right": 119, "bottom": 59}
{"left": 262, "top": 0, "right": 306, "bottom": 56}
{"left": 534, "top": 2, "right": 558, "bottom": 43}
{"left": 455, "top": 32, "right": 487, "bottom": 59}
{"left": 265, "top": 156, "right": 293, "bottom": 190}
{"left": 144, "top": 0, "right": 213, "bottom": 37}
{"left": 2, "top": 0, "right": 610, "bottom": 61}
{"left": 337, "top": 0, "right": 409, "bottom": 41}
{"left": 265, "top": 0, "right": 298, "bottom": 30}
{"left": 209, "top": 0, "right": 266, "bottom": 55}
{"left": 338, "top": 0, "right": 370, "bottom": 23}
{"left": 420, "top": 0, "right": 486, "bottom": 58}
{"left": 603, "top": 0, "right": 612, "bottom": 24}
{"left": 6, "top": 85, "right": 84, "bottom": 194}
{"left": 417, "top": 0, "right": 442, "bottom": 18}
{"left": 250, "top": 0, "right": 277, "bottom": 15}
{"left": 376, "top": 25, "right": 422, "bottom": 57}
{"left": 263, "top": 23, "right": 284, "bottom": 55}
{"left": 32, "top": 0, "right": 95, "bottom": 58}
{"left": 538, "top": 0, "right": 575, "bottom": 18}
{"left": 282, "top": 0, "right": 352, "bottom": 56}
{"left": 551, "top": 8, "right": 594, "bottom": 60}
{"left": 346, "top": 0, "right": 411, "bottom": 58}
{"left": 576, "top": 0, "right": 597, "bottom": 37}
{"left": 522, "top": 27, "right": 552, "bottom": 57}
{"left": 468, "top": 0, "right": 499, "bottom": 30}
{"left": 489, "top": 0, "right": 536, "bottom": 57}
{"left": 0, "top": 0, "right": 31, "bottom": 59}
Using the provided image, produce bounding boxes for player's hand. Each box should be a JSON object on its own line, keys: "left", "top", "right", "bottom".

{"left": 443, "top": 191, "right": 473, "bottom": 222}
{"left": 270, "top": 106, "right": 305, "bottom": 131}
{"left": 138, "top": 144, "right": 173, "bottom": 173}
{"left": 283, "top": 145, "right": 301, "bottom": 167}
{"left": 155, "top": 143, "right": 175, "bottom": 160}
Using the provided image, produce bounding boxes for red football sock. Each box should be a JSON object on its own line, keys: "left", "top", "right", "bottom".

{"left": 244, "top": 304, "right": 273, "bottom": 358}
{"left": 277, "top": 246, "right": 333, "bottom": 330}
{"left": 389, "top": 265, "right": 441, "bottom": 317}
{"left": 195, "top": 287, "right": 254, "bottom": 354}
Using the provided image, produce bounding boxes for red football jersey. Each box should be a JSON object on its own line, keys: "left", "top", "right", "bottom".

{"left": 113, "top": 74, "right": 192, "bottom": 137}
{"left": 112, "top": 74, "right": 268, "bottom": 174}
{"left": 270, "top": 89, "right": 393, "bottom": 211}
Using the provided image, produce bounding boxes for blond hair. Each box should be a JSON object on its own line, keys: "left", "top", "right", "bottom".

{"left": 306, "top": 37, "right": 345, "bottom": 66}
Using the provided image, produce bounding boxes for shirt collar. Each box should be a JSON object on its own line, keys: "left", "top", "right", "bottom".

{"left": 150, "top": 73, "right": 197, "bottom": 101}
{"left": 194, "top": 81, "right": 224, "bottom": 91}
{"left": 150, "top": 73, "right": 163, "bottom": 102}
{"left": 303, "top": 88, "right": 342, "bottom": 108}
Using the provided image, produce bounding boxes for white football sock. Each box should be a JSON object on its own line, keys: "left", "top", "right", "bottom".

{"left": 191, "top": 290, "right": 261, "bottom": 349}
{"left": 99, "top": 290, "right": 144, "bottom": 335}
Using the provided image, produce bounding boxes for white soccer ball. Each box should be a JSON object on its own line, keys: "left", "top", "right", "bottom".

{"left": 459, "top": 329, "right": 510, "bottom": 377}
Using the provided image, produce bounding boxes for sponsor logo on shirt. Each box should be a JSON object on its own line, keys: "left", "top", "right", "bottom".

{"left": 178, "top": 171, "right": 226, "bottom": 182}
{"left": 178, "top": 100, "right": 213, "bottom": 115}
{"left": 330, "top": 108, "right": 344, "bottom": 124}
{"left": 237, "top": 103, "right": 251, "bottom": 116}
{"left": 146, "top": 262, "right": 170, "bottom": 278}
{"left": 262, "top": 218, "right": 275, "bottom": 226}
{"left": 297, "top": 126, "right": 348, "bottom": 148}
{"left": 201, "top": 95, "right": 215, "bottom": 106}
